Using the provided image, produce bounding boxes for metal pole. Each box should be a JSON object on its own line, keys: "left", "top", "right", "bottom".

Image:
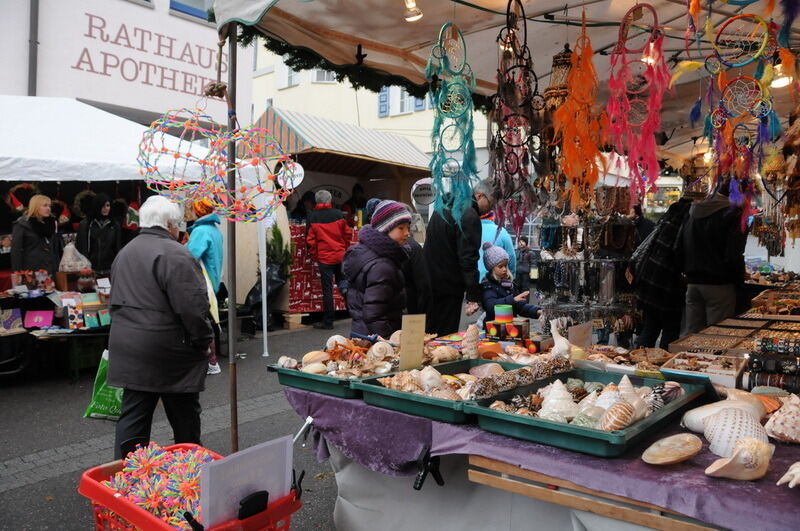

{"left": 27, "top": 0, "right": 39, "bottom": 96}
{"left": 226, "top": 22, "right": 239, "bottom": 454}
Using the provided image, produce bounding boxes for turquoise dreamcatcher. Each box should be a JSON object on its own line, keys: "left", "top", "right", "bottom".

{"left": 426, "top": 23, "right": 478, "bottom": 223}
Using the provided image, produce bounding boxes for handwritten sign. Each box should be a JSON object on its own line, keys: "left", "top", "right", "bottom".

{"left": 399, "top": 314, "right": 426, "bottom": 370}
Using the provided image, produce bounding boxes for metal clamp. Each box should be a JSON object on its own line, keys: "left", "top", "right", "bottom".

{"left": 413, "top": 446, "right": 444, "bottom": 490}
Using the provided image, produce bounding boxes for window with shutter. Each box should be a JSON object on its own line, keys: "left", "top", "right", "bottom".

{"left": 414, "top": 97, "right": 425, "bottom": 111}
{"left": 378, "top": 87, "right": 389, "bottom": 117}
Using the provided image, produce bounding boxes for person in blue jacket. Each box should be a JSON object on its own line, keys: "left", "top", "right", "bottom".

{"left": 477, "top": 211, "right": 516, "bottom": 281}
{"left": 480, "top": 242, "right": 539, "bottom": 322}
{"left": 186, "top": 199, "right": 224, "bottom": 375}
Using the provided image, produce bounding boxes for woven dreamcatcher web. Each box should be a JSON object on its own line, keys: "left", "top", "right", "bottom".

{"left": 606, "top": 3, "right": 670, "bottom": 204}
{"left": 427, "top": 23, "right": 478, "bottom": 222}
{"left": 552, "top": 13, "right": 607, "bottom": 208}
{"left": 489, "top": 0, "right": 545, "bottom": 237}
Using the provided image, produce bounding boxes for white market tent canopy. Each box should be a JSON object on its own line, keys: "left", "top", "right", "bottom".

{"left": 0, "top": 96, "right": 207, "bottom": 182}
{"left": 214, "top": 0, "right": 800, "bottom": 162}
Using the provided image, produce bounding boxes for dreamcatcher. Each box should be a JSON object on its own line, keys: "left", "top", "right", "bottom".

{"left": 426, "top": 23, "right": 478, "bottom": 222}
{"left": 488, "top": 0, "right": 545, "bottom": 236}
{"left": 607, "top": 4, "right": 670, "bottom": 204}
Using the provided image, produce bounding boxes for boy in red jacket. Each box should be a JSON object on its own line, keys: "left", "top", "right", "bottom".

{"left": 307, "top": 189, "right": 353, "bottom": 329}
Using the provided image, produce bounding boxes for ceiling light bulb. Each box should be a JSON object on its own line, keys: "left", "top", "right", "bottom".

{"left": 703, "top": 151, "right": 713, "bottom": 163}
{"left": 404, "top": 0, "right": 423, "bottom": 22}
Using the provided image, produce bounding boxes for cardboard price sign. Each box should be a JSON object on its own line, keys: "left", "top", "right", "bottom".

{"left": 568, "top": 321, "right": 593, "bottom": 348}
{"left": 398, "top": 314, "right": 426, "bottom": 370}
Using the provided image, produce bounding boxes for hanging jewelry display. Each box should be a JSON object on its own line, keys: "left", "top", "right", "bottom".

{"left": 552, "top": 13, "right": 607, "bottom": 209}
{"left": 607, "top": 4, "right": 670, "bottom": 205}
{"left": 427, "top": 23, "right": 478, "bottom": 223}
{"left": 488, "top": 0, "right": 543, "bottom": 236}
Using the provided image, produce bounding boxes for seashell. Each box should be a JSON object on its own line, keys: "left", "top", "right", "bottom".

{"left": 373, "top": 361, "right": 393, "bottom": 374}
{"left": 583, "top": 381, "right": 605, "bottom": 394}
{"left": 570, "top": 387, "right": 589, "bottom": 403}
{"left": 777, "top": 462, "right": 800, "bottom": 488}
{"left": 326, "top": 361, "right": 338, "bottom": 373}
{"left": 644, "top": 389, "right": 666, "bottom": 413}
{"left": 454, "top": 373, "right": 477, "bottom": 383}
{"left": 681, "top": 400, "right": 766, "bottom": 433}
{"left": 441, "top": 375, "right": 462, "bottom": 387}
{"left": 469, "top": 362, "right": 504, "bottom": 378}
{"left": 725, "top": 389, "right": 767, "bottom": 419}
{"left": 599, "top": 401, "right": 635, "bottom": 431}
{"left": 540, "top": 380, "right": 579, "bottom": 420}
{"left": 537, "top": 382, "right": 554, "bottom": 398}
{"left": 703, "top": 408, "right": 769, "bottom": 458}
{"left": 492, "top": 372, "right": 518, "bottom": 393}
{"left": 511, "top": 393, "right": 543, "bottom": 412}
{"left": 489, "top": 400, "right": 511, "bottom": 411}
{"left": 751, "top": 385, "right": 791, "bottom": 397}
{"left": 765, "top": 401, "right": 800, "bottom": 443}
{"left": 456, "top": 382, "right": 474, "bottom": 400}
{"left": 478, "top": 342, "right": 504, "bottom": 359}
{"left": 325, "top": 335, "right": 349, "bottom": 351}
{"left": 461, "top": 324, "right": 480, "bottom": 359}
{"left": 595, "top": 386, "right": 622, "bottom": 411}
{"left": 538, "top": 410, "right": 568, "bottom": 423}
{"left": 470, "top": 377, "right": 500, "bottom": 400}
{"left": 618, "top": 376, "right": 648, "bottom": 421}
{"left": 636, "top": 386, "right": 652, "bottom": 399}
{"left": 565, "top": 378, "right": 584, "bottom": 391}
{"left": 277, "top": 356, "right": 297, "bottom": 369}
{"left": 705, "top": 438, "right": 775, "bottom": 481}
{"left": 577, "top": 391, "right": 599, "bottom": 412}
{"left": 514, "top": 407, "right": 534, "bottom": 416}
{"left": 431, "top": 345, "right": 460, "bottom": 364}
{"left": 367, "top": 341, "right": 394, "bottom": 359}
{"left": 430, "top": 387, "right": 461, "bottom": 401}
{"left": 389, "top": 330, "right": 402, "bottom": 345}
{"left": 756, "top": 395, "right": 784, "bottom": 414}
{"left": 661, "top": 381, "right": 684, "bottom": 403}
{"left": 419, "top": 366, "right": 443, "bottom": 392}
{"left": 302, "top": 350, "right": 330, "bottom": 365}
{"left": 301, "top": 362, "right": 327, "bottom": 374}
{"left": 641, "top": 434, "right": 703, "bottom": 465}
{"left": 618, "top": 375, "right": 635, "bottom": 395}
{"left": 509, "top": 367, "right": 535, "bottom": 386}
{"left": 581, "top": 406, "right": 606, "bottom": 421}
{"left": 587, "top": 353, "right": 612, "bottom": 362}
{"left": 570, "top": 412, "right": 599, "bottom": 429}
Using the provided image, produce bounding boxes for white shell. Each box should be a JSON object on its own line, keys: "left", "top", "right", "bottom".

{"left": 724, "top": 389, "right": 767, "bottom": 419}
{"left": 581, "top": 406, "right": 606, "bottom": 421}
{"left": 367, "top": 341, "right": 394, "bottom": 359}
{"left": 419, "top": 366, "right": 443, "bottom": 392}
{"left": 374, "top": 361, "right": 393, "bottom": 374}
{"left": 777, "top": 462, "right": 800, "bottom": 488}
{"left": 618, "top": 375, "right": 635, "bottom": 395}
{"left": 703, "top": 408, "right": 769, "bottom": 458}
{"left": 277, "top": 356, "right": 297, "bottom": 369}
{"left": 325, "top": 335, "right": 349, "bottom": 351}
{"left": 764, "top": 396, "right": 800, "bottom": 443}
{"left": 538, "top": 410, "right": 568, "bottom": 423}
{"left": 705, "top": 438, "right": 775, "bottom": 481}
{"left": 461, "top": 324, "right": 480, "bottom": 359}
{"left": 540, "top": 380, "right": 579, "bottom": 420}
{"left": 300, "top": 362, "right": 327, "bottom": 374}
{"left": 595, "top": 386, "right": 622, "bottom": 411}
{"left": 389, "top": 330, "right": 402, "bottom": 345}
{"left": 618, "top": 376, "right": 648, "bottom": 421}
{"left": 681, "top": 399, "right": 766, "bottom": 433}
{"left": 577, "top": 391, "right": 599, "bottom": 412}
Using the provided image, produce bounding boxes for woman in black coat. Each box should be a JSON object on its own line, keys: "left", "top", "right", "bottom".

{"left": 343, "top": 201, "right": 411, "bottom": 338}
{"left": 11, "top": 194, "right": 61, "bottom": 275}
{"left": 76, "top": 193, "right": 121, "bottom": 274}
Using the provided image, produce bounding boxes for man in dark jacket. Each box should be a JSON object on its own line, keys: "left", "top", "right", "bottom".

{"left": 307, "top": 189, "right": 353, "bottom": 329}
{"left": 108, "top": 195, "right": 213, "bottom": 459}
{"left": 76, "top": 193, "right": 121, "bottom": 274}
{"left": 423, "top": 180, "right": 494, "bottom": 336}
{"left": 677, "top": 190, "right": 747, "bottom": 334}
{"left": 631, "top": 204, "right": 656, "bottom": 247}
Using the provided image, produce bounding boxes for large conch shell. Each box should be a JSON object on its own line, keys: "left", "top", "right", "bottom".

{"left": 595, "top": 384, "right": 621, "bottom": 411}
{"left": 705, "top": 438, "right": 775, "bottom": 481}
{"left": 618, "top": 375, "right": 648, "bottom": 421}
{"left": 599, "top": 401, "right": 635, "bottom": 431}
{"left": 461, "top": 324, "right": 480, "bottom": 359}
{"left": 777, "top": 462, "right": 800, "bottom": 488}
{"left": 764, "top": 394, "right": 800, "bottom": 443}
{"left": 550, "top": 319, "right": 571, "bottom": 359}
{"left": 681, "top": 397, "right": 766, "bottom": 433}
{"left": 302, "top": 350, "right": 330, "bottom": 366}
{"left": 419, "top": 366, "right": 443, "bottom": 392}
{"left": 325, "top": 335, "right": 349, "bottom": 351}
{"left": 431, "top": 345, "right": 459, "bottom": 364}
{"left": 366, "top": 341, "right": 394, "bottom": 359}
{"left": 378, "top": 370, "right": 422, "bottom": 393}
{"left": 539, "top": 380, "right": 579, "bottom": 420}
{"left": 703, "top": 408, "right": 769, "bottom": 458}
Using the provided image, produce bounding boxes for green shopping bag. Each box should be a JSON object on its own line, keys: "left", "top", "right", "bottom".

{"left": 83, "top": 350, "right": 123, "bottom": 421}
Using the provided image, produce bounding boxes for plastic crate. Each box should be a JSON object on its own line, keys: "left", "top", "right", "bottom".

{"left": 78, "top": 443, "right": 301, "bottom": 531}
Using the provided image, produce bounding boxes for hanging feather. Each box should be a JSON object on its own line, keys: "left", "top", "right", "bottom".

{"left": 765, "top": 0, "right": 776, "bottom": 17}
{"left": 729, "top": 177, "right": 744, "bottom": 207}
{"left": 690, "top": 98, "right": 702, "bottom": 128}
{"left": 703, "top": 112, "right": 713, "bottom": 143}
{"left": 769, "top": 109, "right": 784, "bottom": 142}
{"left": 689, "top": 0, "right": 701, "bottom": 28}
{"left": 669, "top": 61, "right": 703, "bottom": 88}
{"left": 779, "top": 0, "right": 800, "bottom": 48}
{"left": 761, "top": 63, "right": 775, "bottom": 87}
{"left": 779, "top": 47, "right": 797, "bottom": 84}
{"left": 717, "top": 70, "right": 729, "bottom": 91}
{"left": 754, "top": 59, "right": 766, "bottom": 82}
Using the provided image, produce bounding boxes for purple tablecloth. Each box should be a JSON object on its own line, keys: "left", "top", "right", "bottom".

{"left": 284, "top": 388, "right": 800, "bottom": 531}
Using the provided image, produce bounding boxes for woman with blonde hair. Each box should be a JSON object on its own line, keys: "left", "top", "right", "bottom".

{"left": 11, "top": 194, "right": 61, "bottom": 274}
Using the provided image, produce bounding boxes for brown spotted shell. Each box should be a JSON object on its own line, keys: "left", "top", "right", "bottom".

{"left": 765, "top": 404, "right": 800, "bottom": 444}
{"left": 599, "top": 401, "right": 635, "bottom": 431}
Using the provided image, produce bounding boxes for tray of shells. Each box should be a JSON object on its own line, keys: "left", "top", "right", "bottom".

{"left": 668, "top": 334, "right": 747, "bottom": 353}
{"left": 350, "top": 357, "right": 573, "bottom": 423}
{"left": 463, "top": 370, "right": 706, "bottom": 457}
{"left": 768, "top": 321, "right": 800, "bottom": 331}
{"left": 660, "top": 352, "right": 746, "bottom": 388}
{"left": 753, "top": 329, "right": 800, "bottom": 340}
{"left": 698, "top": 326, "right": 754, "bottom": 337}
{"left": 579, "top": 346, "right": 673, "bottom": 376}
{"left": 717, "top": 318, "right": 768, "bottom": 328}
{"left": 268, "top": 330, "right": 480, "bottom": 398}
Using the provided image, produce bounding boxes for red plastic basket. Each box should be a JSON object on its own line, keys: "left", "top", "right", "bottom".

{"left": 78, "top": 443, "right": 302, "bottom": 531}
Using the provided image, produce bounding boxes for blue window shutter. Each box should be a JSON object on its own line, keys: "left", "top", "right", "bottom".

{"left": 414, "top": 97, "right": 425, "bottom": 111}
{"left": 378, "top": 87, "right": 389, "bottom": 117}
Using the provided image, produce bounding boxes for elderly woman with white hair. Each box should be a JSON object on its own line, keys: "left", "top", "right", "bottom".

{"left": 108, "top": 195, "right": 213, "bottom": 459}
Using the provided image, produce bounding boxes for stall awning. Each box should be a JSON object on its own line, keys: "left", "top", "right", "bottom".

{"left": 255, "top": 106, "right": 430, "bottom": 173}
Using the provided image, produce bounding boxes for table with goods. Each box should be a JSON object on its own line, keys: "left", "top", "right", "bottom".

{"left": 269, "top": 310, "right": 800, "bottom": 531}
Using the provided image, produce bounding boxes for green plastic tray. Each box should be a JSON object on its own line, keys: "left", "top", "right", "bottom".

{"left": 268, "top": 364, "right": 369, "bottom": 398}
{"left": 350, "top": 359, "right": 527, "bottom": 423}
{"left": 463, "top": 369, "right": 706, "bottom": 457}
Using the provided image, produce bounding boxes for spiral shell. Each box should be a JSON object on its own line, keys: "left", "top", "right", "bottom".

{"left": 489, "top": 400, "right": 515, "bottom": 413}
{"left": 765, "top": 399, "right": 800, "bottom": 444}
{"left": 367, "top": 341, "right": 394, "bottom": 359}
{"left": 571, "top": 412, "right": 599, "bottom": 429}
{"left": 431, "top": 345, "right": 459, "bottom": 363}
{"left": 599, "top": 401, "right": 635, "bottom": 431}
{"left": 509, "top": 367, "right": 535, "bottom": 386}
{"left": 325, "top": 335, "right": 349, "bottom": 351}
{"left": 492, "top": 372, "right": 519, "bottom": 393}
{"left": 540, "top": 380, "right": 579, "bottom": 420}
{"left": 704, "top": 408, "right": 769, "bottom": 458}
{"left": 461, "top": 324, "right": 480, "bottom": 359}
{"left": 277, "top": 356, "right": 297, "bottom": 369}
{"left": 595, "top": 386, "right": 622, "bottom": 411}
{"left": 584, "top": 381, "right": 605, "bottom": 394}
{"left": 430, "top": 387, "right": 461, "bottom": 401}
{"left": 470, "top": 377, "right": 500, "bottom": 400}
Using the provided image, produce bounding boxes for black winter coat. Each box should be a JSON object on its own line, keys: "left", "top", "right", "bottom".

{"left": 10, "top": 216, "right": 61, "bottom": 275}
{"left": 402, "top": 237, "right": 430, "bottom": 315}
{"left": 480, "top": 275, "right": 540, "bottom": 322}
{"left": 343, "top": 226, "right": 408, "bottom": 338}
{"left": 423, "top": 201, "right": 482, "bottom": 302}
{"left": 107, "top": 227, "right": 213, "bottom": 394}
{"left": 76, "top": 217, "right": 122, "bottom": 272}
